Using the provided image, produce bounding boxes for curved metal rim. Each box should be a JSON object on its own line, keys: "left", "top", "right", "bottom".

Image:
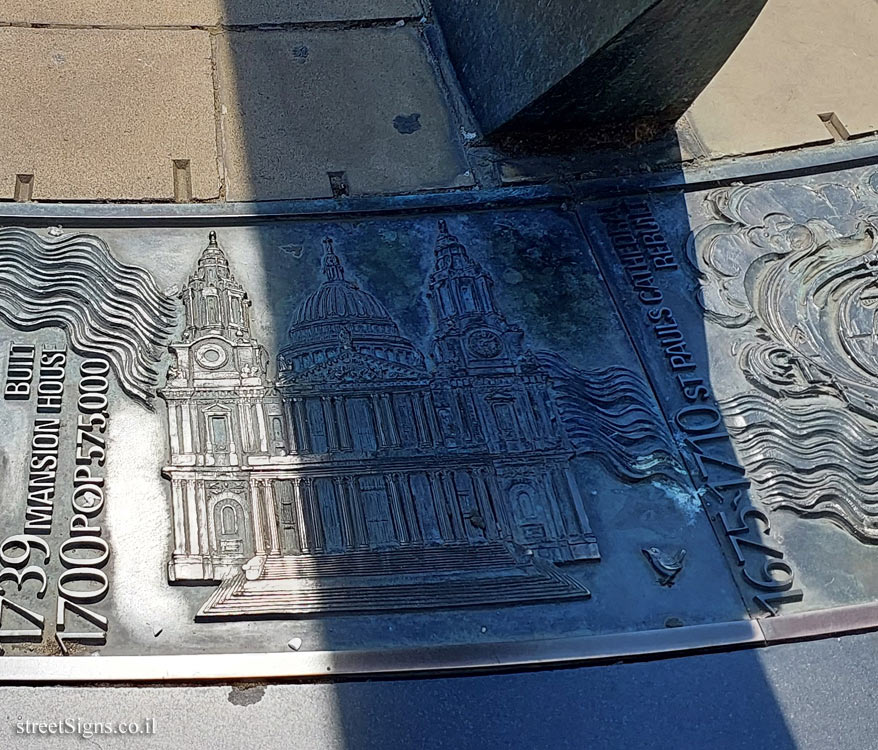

{"left": 0, "top": 620, "right": 761, "bottom": 683}
{"left": 0, "top": 139, "right": 873, "bottom": 227}
{"left": 2, "top": 603, "right": 878, "bottom": 683}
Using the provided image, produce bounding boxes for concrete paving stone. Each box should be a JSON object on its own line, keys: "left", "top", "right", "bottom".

{"left": 685, "top": 0, "right": 878, "bottom": 157}
{"left": 0, "top": 0, "right": 222, "bottom": 27}
{"left": 0, "top": 0, "right": 421, "bottom": 27}
{"left": 222, "top": 0, "right": 423, "bottom": 25}
{"left": 215, "top": 27, "right": 472, "bottom": 201}
{"left": 0, "top": 28, "right": 220, "bottom": 201}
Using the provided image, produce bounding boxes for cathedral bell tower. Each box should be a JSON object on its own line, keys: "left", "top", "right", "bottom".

{"left": 427, "top": 220, "right": 524, "bottom": 375}
{"left": 161, "top": 232, "right": 287, "bottom": 583}
{"left": 181, "top": 231, "right": 252, "bottom": 343}
{"left": 163, "top": 232, "right": 275, "bottom": 468}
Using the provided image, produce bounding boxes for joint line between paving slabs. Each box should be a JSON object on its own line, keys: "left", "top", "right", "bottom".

{"left": 208, "top": 30, "right": 228, "bottom": 201}
{"left": 0, "top": 18, "right": 427, "bottom": 33}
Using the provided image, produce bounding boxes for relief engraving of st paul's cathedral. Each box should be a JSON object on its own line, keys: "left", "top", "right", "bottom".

{"left": 160, "top": 222, "right": 667, "bottom": 619}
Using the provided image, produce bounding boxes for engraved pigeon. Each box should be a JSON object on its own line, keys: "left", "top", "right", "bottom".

{"left": 642, "top": 546, "right": 686, "bottom": 586}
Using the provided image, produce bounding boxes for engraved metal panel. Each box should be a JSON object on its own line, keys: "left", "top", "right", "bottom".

{"left": 0, "top": 202, "right": 754, "bottom": 671}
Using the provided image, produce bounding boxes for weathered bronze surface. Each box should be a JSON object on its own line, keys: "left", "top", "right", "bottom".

{"left": 3, "top": 161, "right": 878, "bottom": 672}
{"left": 583, "top": 165, "right": 878, "bottom": 617}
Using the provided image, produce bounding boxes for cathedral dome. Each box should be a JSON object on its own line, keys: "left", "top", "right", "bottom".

{"left": 288, "top": 238, "right": 398, "bottom": 338}
{"left": 290, "top": 277, "right": 392, "bottom": 327}
{"left": 281, "top": 239, "right": 425, "bottom": 377}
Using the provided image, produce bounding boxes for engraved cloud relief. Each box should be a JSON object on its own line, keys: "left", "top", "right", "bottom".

{"left": 0, "top": 227, "right": 176, "bottom": 405}
{"left": 688, "top": 175, "right": 878, "bottom": 541}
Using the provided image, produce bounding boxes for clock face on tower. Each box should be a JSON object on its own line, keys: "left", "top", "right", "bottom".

{"left": 467, "top": 329, "right": 502, "bottom": 358}
{"left": 195, "top": 342, "right": 229, "bottom": 369}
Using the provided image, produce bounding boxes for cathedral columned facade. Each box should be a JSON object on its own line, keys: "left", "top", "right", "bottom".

{"left": 161, "top": 224, "right": 599, "bottom": 616}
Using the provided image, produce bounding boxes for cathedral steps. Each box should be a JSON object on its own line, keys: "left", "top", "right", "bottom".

{"left": 260, "top": 543, "right": 515, "bottom": 578}
{"left": 196, "top": 543, "right": 590, "bottom": 619}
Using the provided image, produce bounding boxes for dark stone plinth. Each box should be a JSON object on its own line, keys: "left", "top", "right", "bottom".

{"left": 431, "top": 0, "right": 767, "bottom": 135}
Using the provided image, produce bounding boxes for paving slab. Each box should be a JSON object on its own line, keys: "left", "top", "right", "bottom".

{"left": 0, "top": 28, "right": 219, "bottom": 201}
{"left": 686, "top": 0, "right": 878, "bottom": 156}
{"left": 222, "top": 0, "right": 422, "bottom": 25}
{"left": 0, "top": 0, "right": 421, "bottom": 27}
{"left": 0, "top": 0, "right": 222, "bottom": 26}
{"left": 215, "top": 27, "right": 471, "bottom": 201}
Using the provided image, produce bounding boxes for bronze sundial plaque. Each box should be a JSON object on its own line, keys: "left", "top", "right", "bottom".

{"left": 3, "top": 163, "right": 878, "bottom": 679}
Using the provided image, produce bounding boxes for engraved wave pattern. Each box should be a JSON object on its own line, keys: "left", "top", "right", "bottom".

{"left": 0, "top": 227, "right": 177, "bottom": 405}
{"left": 536, "top": 352, "right": 680, "bottom": 481}
{"left": 721, "top": 392, "right": 878, "bottom": 541}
